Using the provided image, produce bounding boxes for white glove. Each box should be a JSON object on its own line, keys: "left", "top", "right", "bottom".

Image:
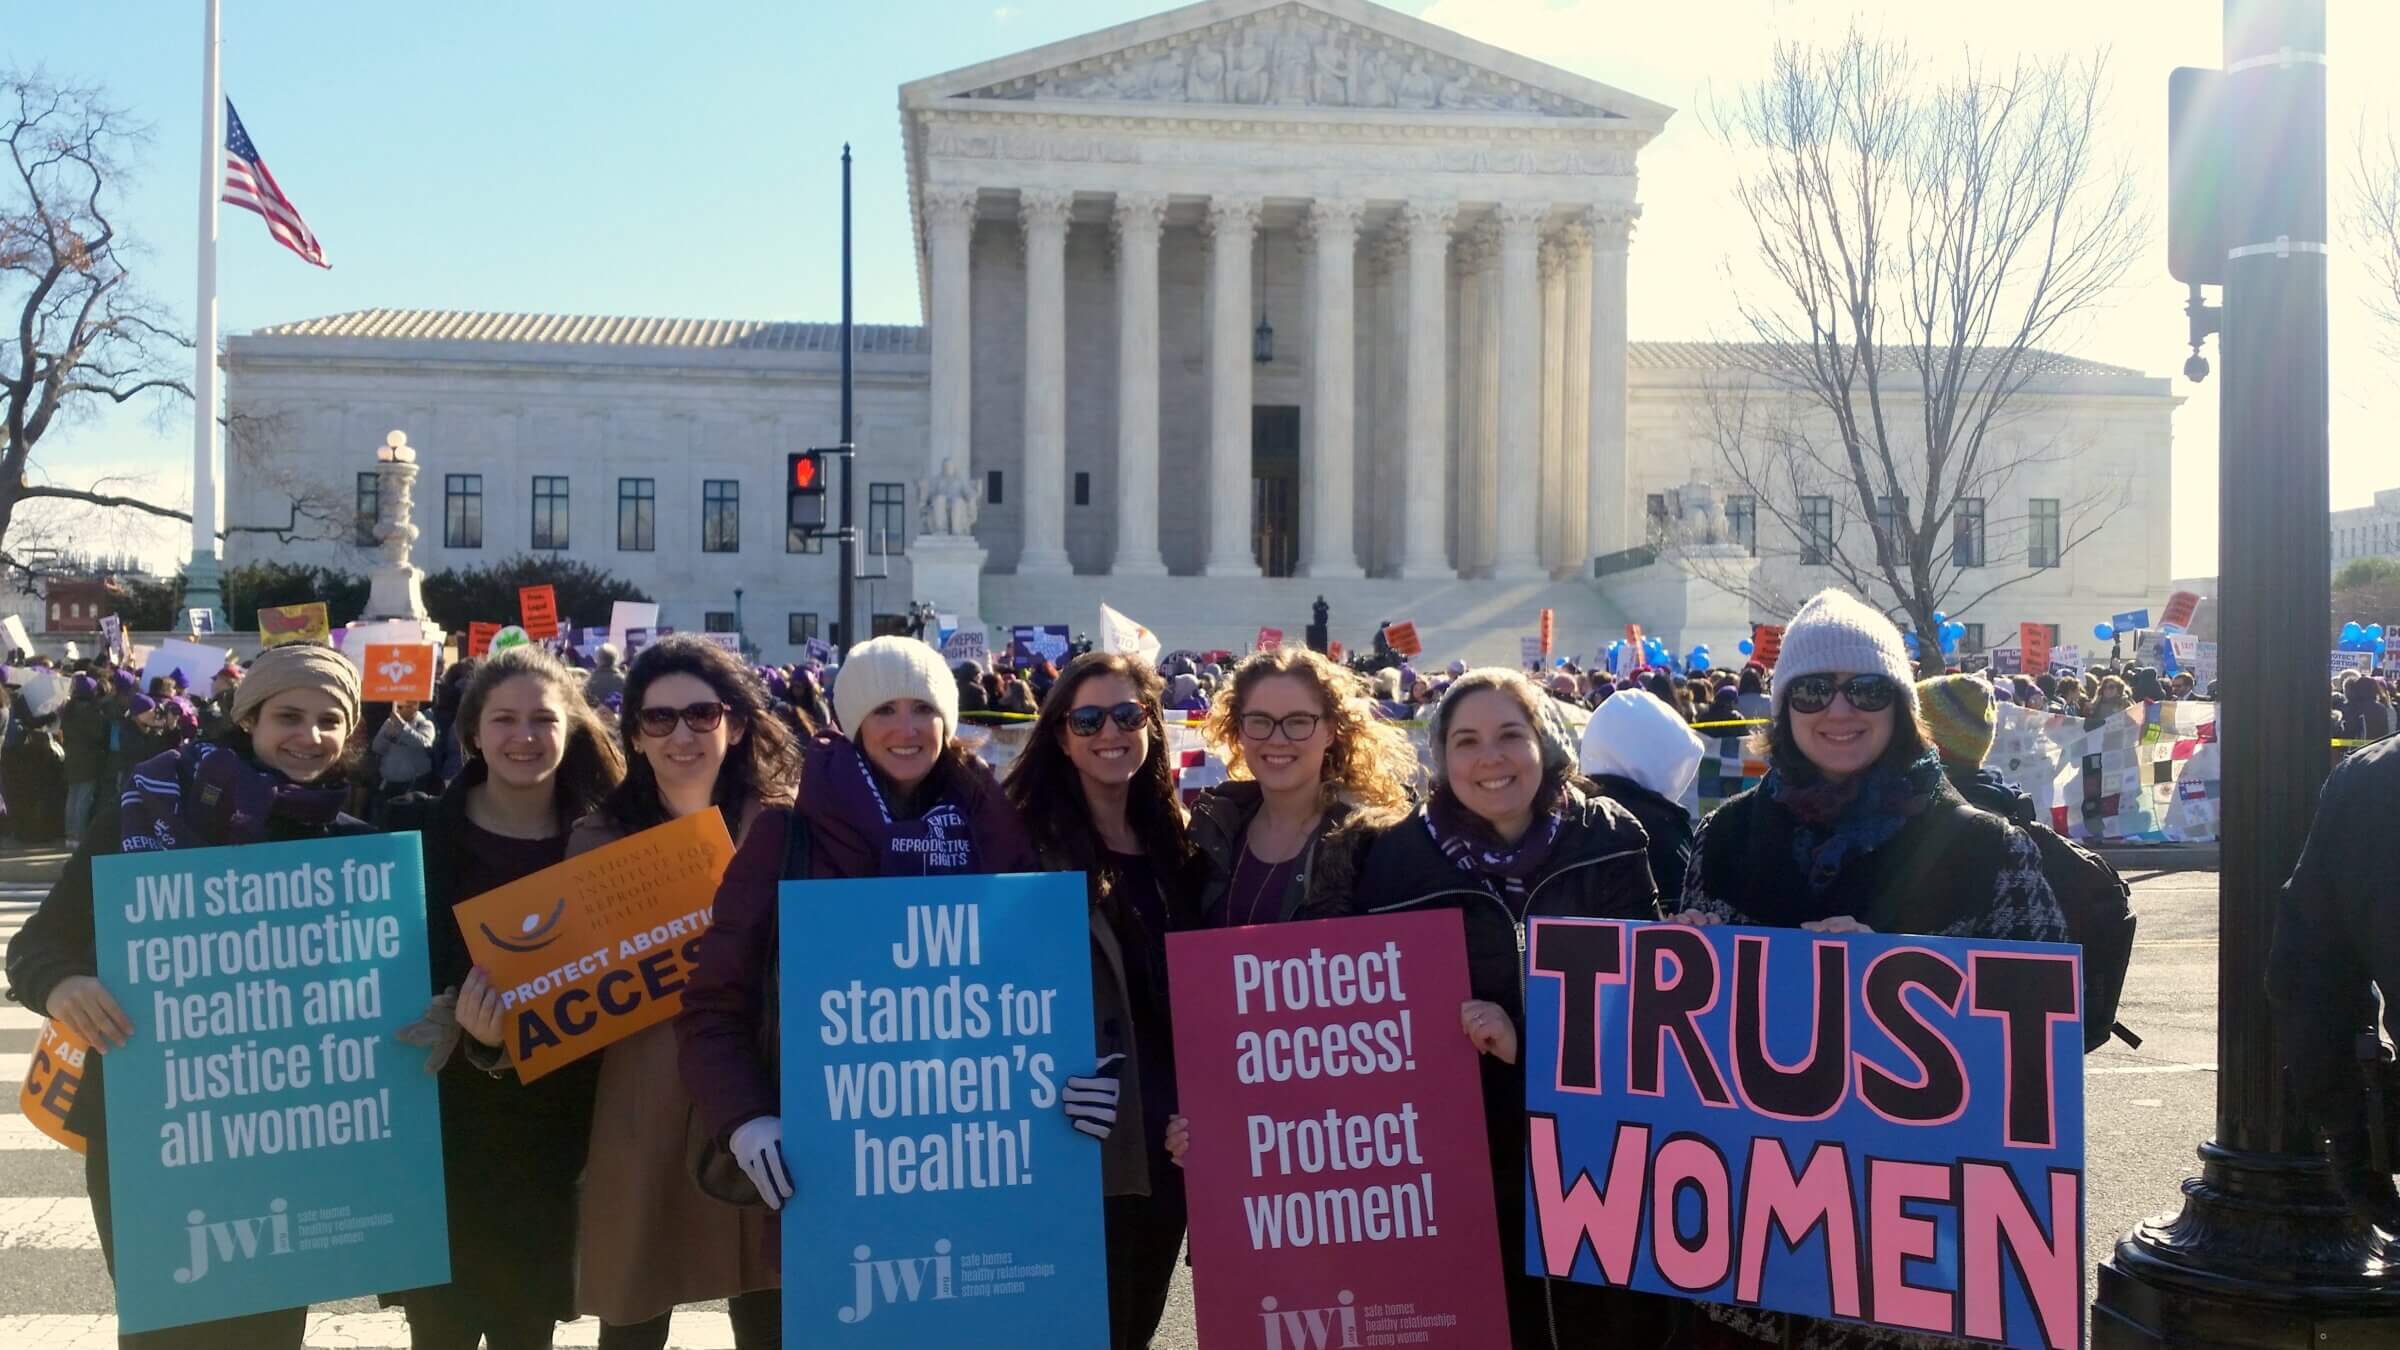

{"left": 1064, "top": 1054, "right": 1125, "bottom": 1141}
{"left": 729, "top": 1116, "right": 794, "bottom": 1211}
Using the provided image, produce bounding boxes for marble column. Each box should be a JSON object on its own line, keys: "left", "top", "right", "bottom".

{"left": 1111, "top": 192, "right": 1167, "bottom": 576}
{"left": 1538, "top": 236, "right": 1568, "bottom": 571}
{"left": 1301, "top": 197, "right": 1363, "bottom": 578}
{"left": 1203, "top": 195, "right": 1262, "bottom": 577}
{"left": 1492, "top": 204, "right": 1548, "bottom": 579}
{"left": 1451, "top": 231, "right": 1487, "bottom": 575}
{"left": 924, "top": 187, "right": 979, "bottom": 505}
{"left": 1561, "top": 219, "right": 1595, "bottom": 571}
{"left": 1374, "top": 230, "right": 1408, "bottom": 573}
{"left": 1016, "top": 189, "right": 1073, "bottom": 575}
{"left": 1472, "top": 224, "right": 1502, "bottom": 576}
{"left": 1396, "top": 200, "right": 1456, "bottom": 579}
{"left": 1587, "top": 207, "right": 1638, "bottom": 557}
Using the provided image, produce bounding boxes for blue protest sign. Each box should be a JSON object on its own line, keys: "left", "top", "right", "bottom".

{"left": 780, "top": 872, "right": 1106, "bottom": 1346}
{"left": 2109, "top": 609, "right": 2150, "bottom": 635}
{"left": 1523, "top": 920, "right": 2084, "bottom": 1350}
{"left": 92, "top": 833, "right": 448, "bottom": 1333}
{"left": 1008, "top": 624, "right": 1072, "bottom": 667}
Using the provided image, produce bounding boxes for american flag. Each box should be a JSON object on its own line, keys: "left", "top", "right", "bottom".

{"left": 222, "top": 99, "right": 327, "bottom": 268}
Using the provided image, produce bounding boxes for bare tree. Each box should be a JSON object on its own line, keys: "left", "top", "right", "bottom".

{"left": 2347, "top": 119, "right": 2400, "bottom": 359}
{"left": 1688, "top": 30, "right": 2146, "bottom": 666}
{"left": 1, "top": 70, "right": 342, "bottom": 586}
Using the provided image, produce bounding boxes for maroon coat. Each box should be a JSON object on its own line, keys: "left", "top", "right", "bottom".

{"left": 675, "top": 741, "right": 1037, "bottom": 1259}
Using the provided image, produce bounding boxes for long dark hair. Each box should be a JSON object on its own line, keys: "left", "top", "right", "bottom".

{"left": 1003, "top": 651, "right": 1191, "bottom": 884}
{"left": 601, "top": 635, "right": 799, "bottom": 834}
{"left": 458, "top": 645, "right": 625, "bottom": 823}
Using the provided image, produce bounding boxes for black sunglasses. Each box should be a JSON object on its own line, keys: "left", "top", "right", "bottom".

{"left": 1783, "top": 674, "right": 1899, "bottom": 715}
{"left": 636, "top": 700, "right": 730, "bottom": 736}
{"left": 1066, "top": 701, "right": 1148, "bottom": 737}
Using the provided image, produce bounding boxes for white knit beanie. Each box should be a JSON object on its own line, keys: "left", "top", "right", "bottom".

{"left": 1770, "top": 589, "right": 1920, "bottom": 721}
{"left": 831, "top": 636, "right": 959, "bottom": 738}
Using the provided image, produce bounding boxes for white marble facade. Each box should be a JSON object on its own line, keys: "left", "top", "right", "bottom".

{"left": 219, "top": 0, "right": 2179, "bottom": 665}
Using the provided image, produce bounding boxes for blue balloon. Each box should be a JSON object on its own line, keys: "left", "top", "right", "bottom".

{"left": 2373, "top": 625, "right": 2386, "bottom": 641}
{"left": 2343, "top": 621, "right": 2364, "bottom": 642}
{"left": 1690, "top": 655, "right": 1711, "bottom": 672}
{"left": 1738, "top": 639, "right": 1755, "bottom": 655}
{"left": 1933, "top": 611, "right": 1948, "bottom": 625}
{"left": 2094, "top": 623, "right": 2114, "bottom": 641}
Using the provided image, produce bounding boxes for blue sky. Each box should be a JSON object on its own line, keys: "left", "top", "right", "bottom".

{"left": 17, "top": 0, "right": 2400, "bottom": 577}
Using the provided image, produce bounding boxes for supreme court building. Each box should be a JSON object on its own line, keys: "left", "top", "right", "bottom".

{"left": 225, "top": 0, "right": 2177, "bottom": 664}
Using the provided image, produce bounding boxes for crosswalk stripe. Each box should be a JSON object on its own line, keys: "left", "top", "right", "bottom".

{"left": 0, "top": 1196, "right": 97, "bottom": 1249}
{"left": 0, "top": 1005, "right": 45, "bottom": 1031}
{"left": 0, "top": 1114, "right": 72, "bottom": 1150}
{"left": 0, "top": 1310, "right": 740, "bottom": 1348}
{"left": 0, "top": 1052, "right": 30, "bottom": 1082}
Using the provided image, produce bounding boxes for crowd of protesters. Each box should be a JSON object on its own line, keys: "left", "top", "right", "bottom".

{"left": 0, "top": 584, "right": 2324, "bottom": 1348}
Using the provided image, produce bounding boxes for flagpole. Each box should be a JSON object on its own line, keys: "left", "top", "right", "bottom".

{"left": 185, "top": 0, "right": 227, "bottom": 630}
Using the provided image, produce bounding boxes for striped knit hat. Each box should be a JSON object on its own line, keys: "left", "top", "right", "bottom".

{"left": 1917, "top": 674, "right": 1996, "bottom": 768}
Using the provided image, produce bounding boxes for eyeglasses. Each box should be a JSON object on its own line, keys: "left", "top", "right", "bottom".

{"left": 636, "top": 700, "right": 730, "bottom": 737}
{"left": 1783, "top": 674, "right": 1899, "bottom": 715}
{"left": 1239, "top": 711, "right": 1323, "bottom": 742}
{"left": 1066, "top": 702, "right": 1148, "bottom": 737}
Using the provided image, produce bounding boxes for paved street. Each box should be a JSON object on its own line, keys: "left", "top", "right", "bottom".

{"left": 0, "top": 855, "right": 2222, "bottom": 1348}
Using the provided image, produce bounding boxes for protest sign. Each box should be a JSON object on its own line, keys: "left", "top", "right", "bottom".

{"left": 1540, "top": 607, "right": 1555, "bottom": 659}
{"left": 1327, "top": 639, "right": 1344, "bottom": 662}
{"left": 518, "top": 585, "right": 561, "bottom": 640}
{"left": 1256, "top": 626, "right": 1283, "bottom": 653}
{"left": 609, "top": 601, "right": 661, "bottom": 656}
{"left": 1010, "top": 624, "right": 1071, "bottom": 666}
{"left": 1384, "top": 621, "right": 1422, "bottom": 658}
{"left": 2050, "top": 644, "right": 2082, "bottom": 672}
{"left": 700, "top": 631, "right": 744, "bottom": 654}
{"left": 1750, "top": 624, "right": 1784, "bottom": 669}
{"left": 1521, "top": 635, "right": 1545, "bottom": 668}
{"left": 2109, "top": 609, "right": 2150, "bottom": 635}
{"left": 489, "top": 625, "right": 533, "bottom": 655}
{"left": 17, "top": 669, "right": 67, "bottom": 718}
{"left": 454, "top": 810, "right": 734, "bottom": 1081}
{"left": 2160, "top": 590, "right": 2202, "bottom": 632}
{"left": 1168, "top": 912, "right": 1508, "bottom": 1350}
{"left": 92, "top": 833, "right": 448, "bottom": 1332}
{"left": 0, "top": 614, "right": 32, "bottom": 656}
{"left": 101, "top": 613, "right": 130, "bottom": 664}
{"left": 466, "top": 622, "right": 500, "bottom": 658}
{"left": 943, "top": 628, "right": 990, "bottom": 667}
{"left": 144, "top": 638, "right": 230, "bottom": 693}
{"left": 1100, "top": 603, "right": 1162, "bottom": 663}
{"left": 184, "top": 609, "right": 217, "bottom": 639}
{"left": 2193, "top": 641, "right": 2218, "bottom": 688}
{"left": 2018, "top": 624, "right": 2052, "bottom": 675}
{"left": 19, "top": 1019, "right": 90, "bottom": 1153}
{"left": 2169, "top": 634, "right": 2199, "bottom": 666}
{"left": 1989, "top": 648, "right": 2023, "bottom": 675}
{"left": 1523, "top": 919, "right": 2084, "bottom": 1349}
{"left": 780, "top": 872, "right": 1104, "bottom": 1345}
{"left": 360, "top": 645, "right": 437, "bottom": 702}
{"left": 2332, "top": 650, "right": 2375, "bottom": 678}
{"left": 806, "top": 637, "right": 835, "bottom": 663}
{"left": 258, "top": 603, "right": 331, "bottom": 649}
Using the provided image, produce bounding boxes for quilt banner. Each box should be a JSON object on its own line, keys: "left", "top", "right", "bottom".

{"left": 1523, "top": 918, "right": 2085, "bottom": 1350}
{"left": 91, "top": 833, "right": 448, "bottom": 1332}
{"left": 1167, "top": 911, "right": 1509, "bottom": 1350}
{"left": 780, "top": 872, "right": 1106, "bottom": 1346}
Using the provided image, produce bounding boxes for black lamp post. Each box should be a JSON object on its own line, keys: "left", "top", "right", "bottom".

{"left": 1253, "top": 229, "right": 1274, "bottom": 364}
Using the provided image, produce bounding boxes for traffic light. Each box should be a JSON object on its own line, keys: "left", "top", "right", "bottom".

{"left": 788, "top": 450, "right": 827, "bottom": 535}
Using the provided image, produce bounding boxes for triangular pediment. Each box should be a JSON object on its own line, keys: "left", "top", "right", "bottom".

{"left": 901, "top": 0, "right": 1671, "bottom": 126}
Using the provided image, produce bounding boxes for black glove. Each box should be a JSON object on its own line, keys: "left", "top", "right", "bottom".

{"left": 1064, "top": 1054, "right": 1125, "bottom": 1141}
{"left": 2326, "top": 1130, "right": 2400, "bottom": 1233}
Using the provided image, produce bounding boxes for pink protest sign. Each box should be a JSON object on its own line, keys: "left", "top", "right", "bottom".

{"left": 1168, "top": 911, "right": 1509, "bottom": 1349}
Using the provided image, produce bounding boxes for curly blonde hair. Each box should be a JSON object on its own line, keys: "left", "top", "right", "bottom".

{"left": 1204, "top": 648, "right": 1418, "bottom": 814}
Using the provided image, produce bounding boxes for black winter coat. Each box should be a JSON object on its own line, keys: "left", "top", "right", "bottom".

{"left": 2272, "top": 732, "right": 2400, "bottom": 1145}
{"left": 1586, "top": 771, "right": 1694, "bottom": 901}
{"left": 1948, "top": 764, "right": 2039, "bottom": 827}
{"left": 1188, "top": 781, "right": 1395, "bottom": 925}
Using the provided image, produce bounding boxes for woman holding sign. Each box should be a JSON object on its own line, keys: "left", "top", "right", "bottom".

{"left": 572, "top": 636, "right": 798, "bottom": 1350}
{"left": 1003, "top": 650, "right": 1205, "bottom": 1350}
{"left": 381, "top": 646, "right": 626, "bottom": 1350}
{"left": 1348, "top": 667, "right": 1668, "bottom": 1349}
{"left": 1674, "top": 590, "right": 2066, "bottom": 1350}
{"left": 5, "top": 642, "right": 371, "bottom": 1349}
{"left": 679, "top": 637, "right": 1040, "bottom": 1255}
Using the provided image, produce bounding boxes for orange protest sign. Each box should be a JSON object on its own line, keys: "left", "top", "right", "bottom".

{"left": 1539, "top": 608, "right": 1555, "bottom": 658}
{"left": 1327, "top": 639, "right": 1344, "bottom": 662}
{"left": 467, "top": 622, "right": 501, "bottom": 658}
{"left": 453, "top": 809, "right": 737, "bottom": 1080}
{"left": 1255, "top": 626, "right": 1283, "bottom": 652}
{"left": 519, "top": 585, "right": 561, "bottom": 640}
{"left": 362, "top": 644, "right": 437, "bottom": 702}
{"left": 19, "top": 1020, "right": 90, "bottom": 1153}
{"left": 2020, "top": 622, "right": 2053, "bottom": 674}
{"left": 1384, "top": 621, "right": 1422, "bottom": 657}
{"left": 257, "top": 602, "right": 330, "bottom": 649}
{"left": 1750, "top": 623, "right": 1784, "bottom": 669}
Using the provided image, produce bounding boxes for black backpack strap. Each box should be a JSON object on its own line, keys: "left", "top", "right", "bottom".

{"left": 779, "top": 810, "right": 812, "bottom": 882}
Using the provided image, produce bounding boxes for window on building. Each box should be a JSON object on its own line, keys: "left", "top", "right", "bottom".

{"left": 704, "top": 611, "right": 737, "bottom": 633}
{"left": 1962, "top": 622, "right": 1985, "bottom": 654}
{"left": 1073, "top": 472, "right": 1090, "bottom": 507}
{"left": 1646, "top": 493, "right": 1670, "bottom": 537}
{"left": 869, "top": 483, "right": 905, "bottom": 556}
{"left": 788, "top": 612, "right": 819, "bottom": 645}
{"left": 986, "top": 470, "right": 1004, "bottom": 505}
{"left": 355, "top": 472, "right": 381, "bottom": 547}
{"left": 1800, "top": 495, "right": 1834, "bottom": 565}
{"left": 444, "top": 474, "right": 483, "bottom": 549}
{"left": 702, "top": 480, "right": 739, "bottom": 553}
{"left": 531, "top": 475, "right": 570, "bottom": 551}
{"left": 1873, "top": 495, "right": 1906, "bottom": 565}
{"left": 614, "top": 478, "right": 654, "bottom": 552}
{"left": 1725, "top": 494, "right": 1757, "bottom": 555}
{"left": 2028, "top": 497, "right": 2061, "bottom": 568}
{"left": 1953, "top": 497, "right": 1986, "bottom": 568}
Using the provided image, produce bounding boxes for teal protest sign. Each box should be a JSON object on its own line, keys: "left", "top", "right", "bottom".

{"left": 93, "top": 833, "right": 449, "bottom": 1332}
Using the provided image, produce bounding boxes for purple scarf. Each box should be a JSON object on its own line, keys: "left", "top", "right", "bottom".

{"left": 1765, "top": 749, "right": 1946, "bottom": 895}
{"left": 119, "top": 741, "right": 345, "bottom": 854}
{"left": 804, "top": 734, "right": 981, "bottom": 876}
{"left": 1424, "top": 775, "right": 1566, "bottom": 909}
